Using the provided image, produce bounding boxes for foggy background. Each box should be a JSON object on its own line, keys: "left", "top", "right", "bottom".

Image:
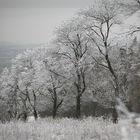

{"left": 0, "top": 0, "right": 94, "bottom": 72}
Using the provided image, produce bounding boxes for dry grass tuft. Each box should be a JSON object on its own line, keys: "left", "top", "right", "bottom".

{"left": 0, "top": 117, "right": 139, "bottom": 140}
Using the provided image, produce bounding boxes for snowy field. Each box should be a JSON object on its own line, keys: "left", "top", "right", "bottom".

{"left": 0, "top": 117, "right": 140, "bottom": 140}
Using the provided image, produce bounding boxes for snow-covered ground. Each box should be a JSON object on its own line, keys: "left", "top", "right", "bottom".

{"left": 0, "top": 117, "right": 139, "bottom": 140}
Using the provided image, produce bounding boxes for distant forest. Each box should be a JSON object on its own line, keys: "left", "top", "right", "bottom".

{"left": 0, "top": 44, "right": 41, "bottom": 73}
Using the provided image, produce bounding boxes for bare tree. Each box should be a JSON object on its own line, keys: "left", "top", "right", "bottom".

{"left": 46, "top": 76, "right": 65, "bottom": 118}
{"left": 55, "top": 19, "right": 91, "bottom": 118}
{"left": 41, "top": 54, "right": 67, "bottom": 118}
{"left": 80, "top": 0, "right": 121, "bottom": 122}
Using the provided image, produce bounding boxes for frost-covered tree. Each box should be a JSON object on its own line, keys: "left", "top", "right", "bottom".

{"left": 0, "top": 48, "right": 49, "bottom": 120}
{"left": 0, "top": 47, "right": 71, "bottom": 120}
{"left": 0, "top": 67, "right": 21, "bottom": 120}
{"left": 126, "top": 38, "right": 140, "bottom": 113}
{"left": 79, "top": 0, "right": 123, "bottom": 122}
{"left": 0, "top": 0, "right": 139, "bottom": 122}
{"left": 55, "top": 19, "right": 91, "bottom": 118}
{"left": 13, "top": 49, "right": 44, "bottom": 119}
{"left": 38, "top": 53, "right": 68, "bottom": 118}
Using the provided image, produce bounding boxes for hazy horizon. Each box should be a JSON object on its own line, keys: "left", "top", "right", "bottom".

{"left": 0, "top": 0, "right": 96, "bottom": 45}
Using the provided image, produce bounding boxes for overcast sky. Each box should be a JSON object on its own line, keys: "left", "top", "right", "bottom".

{"left": 0, "top": 0, "right": 94, "bottom": 8}
{"left": 0, "top": 0, "right": 139, "bottom": 45}
{"left": 0, "top": 0, "right": 94, "bottom": 45}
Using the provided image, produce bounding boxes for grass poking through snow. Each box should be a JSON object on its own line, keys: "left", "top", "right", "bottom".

{"left": 0, "top": 117, "right": 139, "bottom": 140}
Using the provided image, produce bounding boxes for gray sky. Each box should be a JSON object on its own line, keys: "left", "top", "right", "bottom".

{"left": 0, "top": 0, "right": 94, "bottom": 44}
{"left": 0, "top": 8, "right": 78, "bottom": 44}
{"left": 0, "top": 0, "right": 94, "bottom": 8}
{"left": 0, "top": 0, "right": 139, "bottom": 45}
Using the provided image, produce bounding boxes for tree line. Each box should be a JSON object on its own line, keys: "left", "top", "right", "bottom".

{"left": 0, "top": 0, "right": 140, "bottom": 123}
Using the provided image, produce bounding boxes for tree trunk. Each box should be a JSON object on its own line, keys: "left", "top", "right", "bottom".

{"left": 53, "top": 108, "right": 57, "bottom": 119}
{"left": 76, "top": 95, "right": 81, "bottom": 118}
{"left": 53, "top": 105, "right": 57, "bottom": 119}
{"left": 23, "top": 111, "right": 28, "bottom": 122}
{"left": 53, "top": 95, "right": 57, "bottom": 119}
{"left": 33, "top": 108, "right": 38, "bottom": 120}
{"left": 105, "top": 54, "right": 119, "bottom": 123}
{"left": 33, "top": 91, "right": 38, "bottom": 120}
{"left": 112, "top": 106, "right": 118, "bottom": 123}
{"left": 112, "top": 86, "right": 120, "bottom": 123}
